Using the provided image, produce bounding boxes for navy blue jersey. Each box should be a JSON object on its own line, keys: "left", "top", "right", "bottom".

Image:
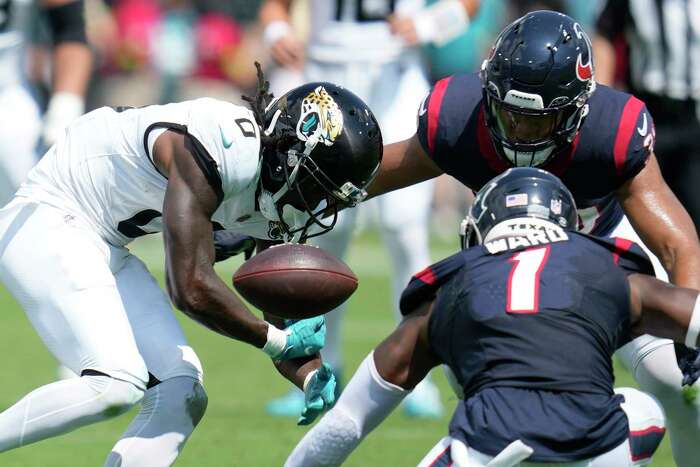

{"left": 416, "top": 73, "right": 656, "bottom": 235}
{"left": 400, "top": 232, "right": 654, "bottom": 461}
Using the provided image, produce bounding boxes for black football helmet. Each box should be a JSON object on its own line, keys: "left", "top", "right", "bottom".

{"left": 259, "top": 82, "right": 383, "bottom": 241}
{"left": 481, "top": 10, "right": 596, "bottom": 167}
{"left": 460, "top": 168, "right": 577, "bottom": 249}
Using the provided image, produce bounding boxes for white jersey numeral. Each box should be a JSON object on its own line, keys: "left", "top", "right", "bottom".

{"left": 506, "top": 246, "right": 551, "bottom": 314}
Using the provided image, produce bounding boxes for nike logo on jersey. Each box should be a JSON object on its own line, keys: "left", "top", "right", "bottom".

{"left": 418, "top": 93, "right": 429, "bottom": 117}
{"left": 219, "top": 125, "right": 233, "bottom": 149}
{"left": 637, "top": 113, "right": 648, "bottom": 136}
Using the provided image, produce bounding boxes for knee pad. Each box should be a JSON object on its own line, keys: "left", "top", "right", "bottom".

{"left": 148, "top": 376, "right": 208, "bottom": 428}
{"left": 306, "top": 408, "right": 361, "bottom": 466}
{"left": 83, "top": 375, "right": 144, "bottom": 418}
{"left": 616, "top": 387, "right": 666, "bottom": 463}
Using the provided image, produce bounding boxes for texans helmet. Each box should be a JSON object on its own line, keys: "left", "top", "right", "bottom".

{"left": 259, "top": 82, "right": 383, "bottom": 241}
{"left": 460, "top": 168, "right": 578, "bottom": 249}
{"left": 481, "top": 10, "right": 596, "bottom": 167}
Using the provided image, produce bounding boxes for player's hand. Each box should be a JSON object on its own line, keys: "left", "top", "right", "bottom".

{"left": 678, "top": 346, "right": 700, "bottom": 387}
{"left": 298, "top": 363, "right": 336, "bottom": 425}
{"left": 212, "top": 230, "right": 255, "bottom": 262}
{"left": 387, "top": 15, "right": 420, "bottom": 46}
{"left": 270, "top": 34, "right": 305, "bottom": 70}
{"left": 276, "top": 317, "right": 326, "bottom": 360}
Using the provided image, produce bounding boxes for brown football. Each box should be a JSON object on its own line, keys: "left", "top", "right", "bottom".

{"left": 232, "top": 243, "right": 358, "bottom": 320}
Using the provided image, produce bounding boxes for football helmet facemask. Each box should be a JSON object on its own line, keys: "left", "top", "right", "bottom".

{"left": 259, "top": 82, "right": 383, "bottom": 242}
{"left": 481, "top": 10, "right": 596, "bottom": 167}
{"left": 460, "top": 167, "right": 577, "bottom": 249}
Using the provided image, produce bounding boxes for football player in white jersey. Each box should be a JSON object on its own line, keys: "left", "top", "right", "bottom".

{"left": 0, "top": 0, "right": 91, "bottom": 206}
{"left": 0, "top": 71, "right": 383, "bottom": 465}
{"left": 260, "top": 0, "right": 479, "bottom": 418}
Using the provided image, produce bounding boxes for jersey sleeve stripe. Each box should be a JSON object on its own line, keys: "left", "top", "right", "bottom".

{"left": 415, "top": 266, "right": 438, "bottom": 285}
{"left": 611, "top": 237, "right": 635, "bottom": 265}
{"left": 427, "top": 77, "right": 452, "bottom": 155}
{"left": 613, "top": 96, "right": 645, "bottom": 176}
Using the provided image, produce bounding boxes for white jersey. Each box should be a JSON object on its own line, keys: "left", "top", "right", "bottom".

{"left": 307, "top": 0, "right": 426, "bottom": 63}
{"left": 17, "top": 98, "right": 304, "bottom": 246}
{"left": 0, "top": 0, "right": 32, "bottom": 88}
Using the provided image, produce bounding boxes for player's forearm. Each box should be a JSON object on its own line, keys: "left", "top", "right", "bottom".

{"left": 51, "top": 43, "right": 92, "bottom": 96}
{"left": 167, "top": 267, "right": 268, "bottom": 347}
{"left": 44, "top": 0, "right": 92, "bottom": 96}
{"left": 666, "top": 244, "right": 700, "bottom": 290}
{"left": 366, "top": 137, "right": 442, "bottom": 199}
{"left": 272, "top": 355, "right": 321, "bottom": 390}
{"left": 259, "top": 0, "right": 292, "bottom": 27}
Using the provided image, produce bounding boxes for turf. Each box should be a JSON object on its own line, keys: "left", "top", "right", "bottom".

{"left": 0, "top": 232, "right": 675, "bottom": 466}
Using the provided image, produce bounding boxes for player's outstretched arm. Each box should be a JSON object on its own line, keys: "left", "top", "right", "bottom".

{"left": 629, "top": 273, "right": 700, "bottom": 346}
{"left": 157, "top": 131, "right": 326, "bottom": 364}
{"left": 158, "top": 130, "right": 269, "bottom": 347}
{"left": 366, "top": 135, "right": 443, "bottom": 199}
{"left": 616, "top": 154, "right": 700, "bottom": 289}
{"left": 285, "top": 301, "right": 439, "bottom": 467}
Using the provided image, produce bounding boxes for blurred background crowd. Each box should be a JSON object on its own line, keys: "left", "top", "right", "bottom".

{"left": 20, "top": 0, "right": 607, "bottom": 239}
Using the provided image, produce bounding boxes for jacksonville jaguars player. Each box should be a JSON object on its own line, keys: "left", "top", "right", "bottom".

{"left": 286, "top": 168, "right": 698, "bottom": 467}
{"left": 364, "top": 10, "right": 700, "bottom": 465}
{"left": 0, "top": 75, "right": 382, "bottom": 465}
{"left": 259, "top": 0, "right": 479, "bottom": 420}
{"left": 0, "top": 0, "right": 91, "bottom": 206}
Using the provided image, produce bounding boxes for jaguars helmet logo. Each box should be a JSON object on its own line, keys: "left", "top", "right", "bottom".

{"left": 296, "top": 86, "right": 344, "bottom": 146}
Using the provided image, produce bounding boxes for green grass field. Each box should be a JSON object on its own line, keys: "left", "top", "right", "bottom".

{"left": 0, "top": 232, "right": 675, "bottom": 466}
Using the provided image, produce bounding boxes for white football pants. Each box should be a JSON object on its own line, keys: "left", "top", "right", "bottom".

{"left": 0, "top": 85, "right": 40, "bottom": 207}
{"left": 0, "top": 198, "right": 205, "bottom": 465}
{"left": 418, "top": 387, "right": 666, "bottom": 467}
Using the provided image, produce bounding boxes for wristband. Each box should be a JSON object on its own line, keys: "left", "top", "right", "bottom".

{"left": 46, "top": 92, "right": 86, "bottom": 120}
{"left": 685, "top": 295, "right": 700, "bottom": 348}
{"left": 263, "top": 20, "right": 292, "bottom": 48}
{"left": 303, "top": 369, "right": 317, "bottom": 391}
{"left": 412, "top": 0, "right": 470, "bottom": 46}
{"left": 263, "top": 323, "right": 287, "bottom": 358}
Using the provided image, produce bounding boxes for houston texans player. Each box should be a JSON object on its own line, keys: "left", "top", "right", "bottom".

{"left": 0, "top": 75, "right": 382, "bottom": 465}
{"left": 285, "top": 168, "right": 696, "bottom": 467}
{"left": 364, "top": 10, "right": 700, "bottom": 465}
{"left": 260, "top": 0, "right": 479, "bottom": 418}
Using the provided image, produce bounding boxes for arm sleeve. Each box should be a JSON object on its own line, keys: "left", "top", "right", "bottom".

{"left": 284, "top": 353, "right": 408, "bottom": 467}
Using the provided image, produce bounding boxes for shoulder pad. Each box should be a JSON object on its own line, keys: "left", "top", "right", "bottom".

{"left": 399, "top": 252, "right": 466, "bottom": 316}
{"left": 576, "top": 233, "right": 655, "bottom": 276}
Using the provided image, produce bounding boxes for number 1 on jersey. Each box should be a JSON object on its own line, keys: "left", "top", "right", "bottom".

{"left": 506, "top": 246, "right": 551, "bottom": 314}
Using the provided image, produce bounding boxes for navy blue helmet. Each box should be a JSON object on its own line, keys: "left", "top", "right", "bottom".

{"left": 461, "top": 168, "right": 578, "bottom": 249}
{"left": 481, "top": 10, "right": 596, "bottom": 167}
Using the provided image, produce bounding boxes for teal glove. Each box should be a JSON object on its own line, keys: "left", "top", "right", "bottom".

{"left": 298, "top": 363, "right": 337, "bottom": 426}
{"left": 263, "top": 317, "right": 326, "bottom": 360}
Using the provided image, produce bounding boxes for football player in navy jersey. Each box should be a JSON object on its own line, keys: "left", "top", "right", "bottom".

{"left": 362, "top": 10, "right": 700, "bottom": 465}
{"left": 285, "top": 168, "right": 700, "bottom": 466}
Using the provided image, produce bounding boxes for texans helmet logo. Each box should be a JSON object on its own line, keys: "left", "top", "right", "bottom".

{"left": 573, "top": 23, "right": 594, "bottom": 82}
